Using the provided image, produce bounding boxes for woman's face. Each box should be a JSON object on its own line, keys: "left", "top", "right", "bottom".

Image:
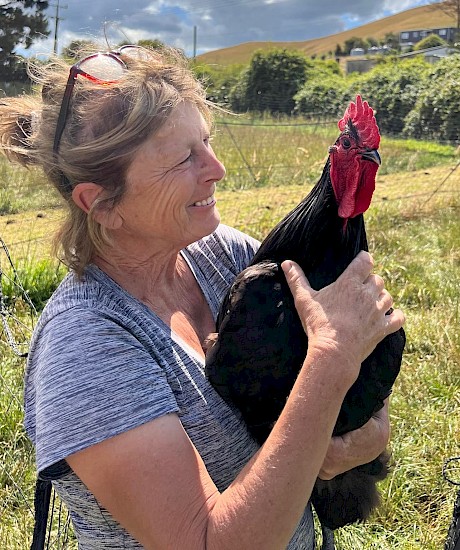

{"left": 114, "top": 101, "right": 226, "bottom": 251}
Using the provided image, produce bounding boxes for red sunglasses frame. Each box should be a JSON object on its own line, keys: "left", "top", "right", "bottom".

{"left": 52, "top": 45, "right": 145, "bottom": 193}
{"left": 52, "top": 52, "right": 126, "bottom": 155}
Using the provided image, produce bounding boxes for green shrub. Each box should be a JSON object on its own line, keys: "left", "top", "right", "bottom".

{"left": 414, "top": 34, "right": 448, "bottom": 51}
{"left": 193, "top": 62, "right": 245, "bottom": 108}
{"left": 349, "top": 58, "right": 430, "bottom": 136}
{"left": 228, "top": 48, "right": 311, "bottom": 114}
{"left": 294, "top": 73, "right": 348, "bottom": 118}
{"left": 403, "top": 54, "right": 460, "bottom": 143}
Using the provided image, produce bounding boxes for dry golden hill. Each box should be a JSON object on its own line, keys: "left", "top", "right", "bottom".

{"left": 196, "top": 4, "right": 455, "bottom": 66}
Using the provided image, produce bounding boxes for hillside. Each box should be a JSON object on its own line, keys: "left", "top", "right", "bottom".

{"left": 196, "top": 4, "right": 455, "bottom": 66}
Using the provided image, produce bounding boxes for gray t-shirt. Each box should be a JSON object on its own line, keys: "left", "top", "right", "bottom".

{"left": 24, "top": 224, "right": 316, "bottom": 549}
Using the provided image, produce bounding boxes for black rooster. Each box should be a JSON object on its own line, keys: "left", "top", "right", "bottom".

{"left": 206, "top": 96, "right": 406, "bottom": 531}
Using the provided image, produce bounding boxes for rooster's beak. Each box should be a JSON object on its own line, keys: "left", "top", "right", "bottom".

{"left": 361, "top": 149, "right": 381, "bottom": 166}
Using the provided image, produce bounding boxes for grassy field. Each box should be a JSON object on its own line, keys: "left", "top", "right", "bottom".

{"left": 0, "top": 124, "right": 459, "bottom": 549}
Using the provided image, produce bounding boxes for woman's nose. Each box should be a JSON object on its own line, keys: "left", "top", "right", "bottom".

{"left": 205, "top": 147, "right": 226, "bottom": 182}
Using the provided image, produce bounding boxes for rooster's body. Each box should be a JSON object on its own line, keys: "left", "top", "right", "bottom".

{"left": 205, "top": 97, "right": 406, "bottom": 530}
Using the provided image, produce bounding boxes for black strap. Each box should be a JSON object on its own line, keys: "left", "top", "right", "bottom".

{"left": 30, "top": 460, "right": 71, "bottom": 550}
{"left": 30, "top": 478, "right": 52, "bottom": 550}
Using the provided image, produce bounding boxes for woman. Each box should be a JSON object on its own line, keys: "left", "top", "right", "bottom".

{"left": 0, "top": 45, "right": 404, "bottom": 549}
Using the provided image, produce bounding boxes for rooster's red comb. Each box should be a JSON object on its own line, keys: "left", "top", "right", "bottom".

{"left": 338, "top": 95, "right": 380, "bottom": 149}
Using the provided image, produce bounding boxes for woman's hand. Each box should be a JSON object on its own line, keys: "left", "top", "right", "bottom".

{"left": 318, "top": 399, "right": 391, "bottom": 480}
{"left": 282, "top": 251, "right": 405, "bottom": 386}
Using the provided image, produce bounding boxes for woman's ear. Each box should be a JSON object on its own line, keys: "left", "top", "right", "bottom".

{"left": 72, "top": 182, "right": 102, "bottom": 214}
{"left": 72, "top": 183, "right": 123, "bottom": 230}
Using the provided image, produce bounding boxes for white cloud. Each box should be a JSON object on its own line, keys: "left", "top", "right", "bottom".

{"left": 383, "top": 0, "right": 429, "bottom": 12}
{"left": 27, "top": 0, "right": 430, "bottom": 58}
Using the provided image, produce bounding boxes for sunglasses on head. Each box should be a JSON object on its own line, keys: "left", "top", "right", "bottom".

{"left": 53, "top": 45, "right": 148, "bottom": 193}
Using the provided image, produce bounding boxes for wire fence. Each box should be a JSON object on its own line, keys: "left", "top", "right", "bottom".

{"left": 1, "top": 116, "right": 460, "bottom": 549}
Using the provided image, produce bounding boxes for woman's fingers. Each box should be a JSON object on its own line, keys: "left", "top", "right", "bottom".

{"left": 318, "top": 399, "right": 391, "bottom": 480}
{"left": 281, "top": 260, "right": 313, "bottom": 293}
{"left": 337, "top": 250, "right": 374, "bottom": 284}
{"left": 365, "top": 273, "right": 385, "bottom": 294}
{"left": 384, "top": 307, "right": 406, "bottom": 337}
{"left": 282, "top": 255, "right": 405, "bottom": 370}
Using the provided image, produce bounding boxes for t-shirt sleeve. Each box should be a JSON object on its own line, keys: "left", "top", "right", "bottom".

{"left": 25, "top": 307, "right": 179, "bottom": 472}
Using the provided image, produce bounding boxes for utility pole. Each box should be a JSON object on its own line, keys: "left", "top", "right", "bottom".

{"left": 193, "top": 26, "right": 197, "bottom": 59}
{"left": 49, "top": 0, "right": 68, "bottom": 55}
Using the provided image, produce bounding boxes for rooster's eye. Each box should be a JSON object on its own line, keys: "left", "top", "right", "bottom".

{"left": 342, "top": 137, "right": 351, "bottom": 149}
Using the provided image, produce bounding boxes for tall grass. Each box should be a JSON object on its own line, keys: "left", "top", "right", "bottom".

{"left": 212, "top": 118, "right": 457, "bottom": 190}
{"left": 0, "top": 122, "right": 459, "bottom": 549}
{"left": 0, "top": 162, "right": 62, "bottom": 215}
{"left": 2, "top": 257, "right": 67, "bottom": 310}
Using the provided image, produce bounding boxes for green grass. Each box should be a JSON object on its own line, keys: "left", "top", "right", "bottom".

{"left": 1, "top": 123, "right": 460, "bottom": 549}
{"left": 2, "top": 257, "right": 68, "bottom": 310}
{"left": 0, "top": 354, "right": 36, "bottom": 549}
{"left": 333, "top": 196, "right": 460, "bottom": 549}
{"left": 212, "top": 118, "right": 457, "bottom": 190}
{"left": 0, "top": 162, "right": 62, "bottom": 215}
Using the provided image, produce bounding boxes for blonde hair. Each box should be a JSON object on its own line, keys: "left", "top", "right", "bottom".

{"left": 0, "top": 46, "right": 214, "bottom": 276}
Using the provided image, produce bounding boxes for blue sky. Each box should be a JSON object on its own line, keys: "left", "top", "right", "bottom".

{"left": 26, "top": 0, "right": 433, "bottom": 58}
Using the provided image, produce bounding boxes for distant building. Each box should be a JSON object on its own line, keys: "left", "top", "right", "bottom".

{"left": 346, "top": 58, "right": 377, "bottom": 74}
{"left": 368, "top": 45, "right": 390, "bottom": 55}
{"left": 399, "top": 27, "right": 458, "bottom": 51}
{"left": 398, "top": 45, "right": 457, "bottom": 63}
{"left": 346, "top": 44, "right": 457, "bottom": 75}
{"left": 346, "top": 45, "right": 390, "bottom": 74}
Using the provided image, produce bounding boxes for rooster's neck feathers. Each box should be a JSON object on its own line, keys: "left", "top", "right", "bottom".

{"left": 251, "top": 161, "right": 368, "bottom": 289}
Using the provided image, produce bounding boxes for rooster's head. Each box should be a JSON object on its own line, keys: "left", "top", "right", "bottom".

{"left": 329, "top": 95, "right": 381, "bottom": 221}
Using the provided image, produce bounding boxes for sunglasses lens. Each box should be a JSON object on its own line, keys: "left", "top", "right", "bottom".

{"left": 119, "top": 45, "right": 154, "bottom": 61}
{"left": 79, "top": 54, "right": 126, "bottom": 81}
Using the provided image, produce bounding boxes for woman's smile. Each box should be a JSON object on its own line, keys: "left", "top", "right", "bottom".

{"left": 191, "top": 194, "right": 216, "bottom": 207}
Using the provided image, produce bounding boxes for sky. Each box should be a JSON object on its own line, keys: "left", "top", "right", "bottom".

{"left": 27, "top": 0, "right": 434, "bottom": 58}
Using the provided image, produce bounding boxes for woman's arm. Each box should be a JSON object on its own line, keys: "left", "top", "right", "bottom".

{"left": 67, "top": 251, "right": 404, "bottom": 550}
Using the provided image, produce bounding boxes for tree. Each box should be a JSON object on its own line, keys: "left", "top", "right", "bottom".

{"left": 366, "top": 37, "right": 379, "bottom": 47}
{"left": 334, "top": 43, "right": 343, "bottom": 57}
{"left": 62, "top": 40, "right": 98, "bottom": 60}
{"left": 0, "top": 1, "right": 50, "bottom": 81}
{"left": 429, "top": 0, "right": 460, "bottom": 31}
{"left": 382, "top": 32, "right": 400, "bottom": 51}
{"left": 344, "top": 36, "right": 368, "bottom": 55}
{"left": 137, "top": 39, "right": 164, "bottom": 50}
{"left": 414, "top": 34, "right": 448, "bottom": 50}
{"left": 229, "top": 48, "right": 310, "bottom": 114}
